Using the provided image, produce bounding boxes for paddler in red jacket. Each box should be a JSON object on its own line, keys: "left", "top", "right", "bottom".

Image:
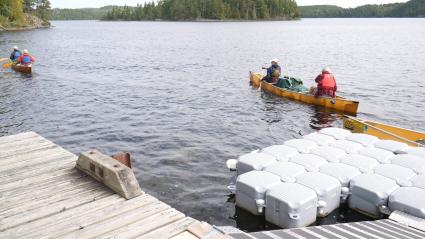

{"left": 314, "top": 66, "right": 337, "bottom": 98}
{"left": 17, "top": 49, "right": 36, "bottom": 66}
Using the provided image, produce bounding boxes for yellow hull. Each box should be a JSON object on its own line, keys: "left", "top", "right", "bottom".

{"left": 343, "top": 116, "right": 425, "bottom": 147}
{"left": 250, "top": 72, "right": 359, "bottom": 115}
{"left": 12, "top": 64, "right": 32, "bottom": 74}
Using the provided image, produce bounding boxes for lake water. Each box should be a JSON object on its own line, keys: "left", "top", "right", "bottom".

{"left": 1, "top": 19, "right": 424, "bottom": 230}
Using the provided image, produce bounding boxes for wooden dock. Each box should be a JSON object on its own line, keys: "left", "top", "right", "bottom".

{"left": 0, "top": 132, "right": 217, "bottom": 239}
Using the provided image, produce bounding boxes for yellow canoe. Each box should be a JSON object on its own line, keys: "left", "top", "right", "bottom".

{"left": 250, "top": 72, "right": 359, "bottom": 115}
{"left": 12, "top": 64, "right": 32, "bottom": 74}
{"left": 343, "top": 116, "right": 425, "bottom": 147}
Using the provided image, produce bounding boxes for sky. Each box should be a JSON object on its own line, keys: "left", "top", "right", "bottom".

{"left": 50, "top": 0, "right": 410, "bottom": 9}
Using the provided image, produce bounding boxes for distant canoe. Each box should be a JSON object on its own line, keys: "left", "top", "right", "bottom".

{"left": 250, "top": 72, "right": 359, "bottom": 115}
{"left": 12, "top": 64, "right": 32, "bottom": 74}
{"left": 343, "top": 116, "right": 425, "bottom": 147}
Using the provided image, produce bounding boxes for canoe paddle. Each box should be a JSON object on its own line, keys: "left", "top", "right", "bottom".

{"left": 2, "top": 62, "right": 13, "bottom": 69}
{"left": 0, "top": 58, "right": 9, "bottom": 62}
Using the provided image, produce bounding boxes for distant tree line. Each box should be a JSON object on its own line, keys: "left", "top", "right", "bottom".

{"left": 299, "top": 0, "right": 425, "bottom": 18}
{"left": 0, "top": 0, "right": 51, "bottom": 27}
{"left": 51, "top": 6, "right": 115, "bottom": 20}
{"left": 102, "top": 0, "right": 299, "bottom": 21}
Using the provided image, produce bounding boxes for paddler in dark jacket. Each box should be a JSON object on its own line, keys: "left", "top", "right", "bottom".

{"left": 17, "top": 49, "right": 36, "bottom": 65}
{"left": 9, "top": 46, "right": 21, "bottom": 62}
{"left": 262, "top": 59, "right": 281, "bottom": 83}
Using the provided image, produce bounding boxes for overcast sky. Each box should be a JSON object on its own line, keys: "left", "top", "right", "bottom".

{"left": 50, "top": 0, "right": 409, "bottom": 9}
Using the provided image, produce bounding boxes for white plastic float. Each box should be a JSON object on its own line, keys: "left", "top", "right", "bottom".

{"left": 310, "top": 146, "right": 347, "bottom": 163}
{"left": 284, "top": 139, "right": 318, "bottom": 154}
{"left": 236, "top": 152, "right": 277, "bottom": 175}
{"left": 349, "top": 174, "right": 399, "bottom": 218}
{"left": 265, "top": 183, "right": 318, "bottom": 229}
{"left": 235, "top": 170, "right": 281, "bottom": 215}
{"left": 260, "top": 145, "right": 298, "bottom": 162}
{"left": 296, "top": 172, "right": 341, "bottom": 217}
{"left": 263, "top": 162, "right": 306, "bottom": 183}
{"left": 227, "top": 127, "right": 425, "bottom": 229}
{"left": 303, "top": 132, "right": 336, "bottom": 146}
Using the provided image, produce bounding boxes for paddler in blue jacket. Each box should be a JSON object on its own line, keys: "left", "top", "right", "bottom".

{"left": 9, "top": 46, "right": 21, "bottom": 62}
{"left": 262, "top": 59, "right": 282, "bottom": 83}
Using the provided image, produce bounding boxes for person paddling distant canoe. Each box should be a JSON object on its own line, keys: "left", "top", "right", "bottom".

{"left": 10, "top": 46, "right": 21, "bottom": 62}
{"left": 262, "top": 59, "right": 281, "bottom": 83}
{"left": 17, "top": 49, "right": 35, "bottom": 66}
{"left": 314, "top": 66, "right": 337, "bottom": 98}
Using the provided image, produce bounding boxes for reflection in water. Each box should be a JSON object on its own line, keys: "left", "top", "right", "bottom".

{"left": 258, "top": 88, "right": 343, "bottom": 133}
{"left": 233, "top": 206, "right": 280, "bottom": 232}
{"left": 309, "top": 107, "right": 341, "bottom": 130}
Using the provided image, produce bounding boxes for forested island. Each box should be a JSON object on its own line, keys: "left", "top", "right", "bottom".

{"left": 299, "top": 0, "right": 425, "bottom": 18}
{"left": 102, "top": 0, "right": 299, "bottom": 20}
{"left": 0, "top": 0, "right": 51, "bottom": 30}
{"left": 51, "top": 0, "right": 299, "bottom": 21}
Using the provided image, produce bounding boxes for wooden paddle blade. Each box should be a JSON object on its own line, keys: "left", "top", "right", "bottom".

{"left": 2, "top": 62, "right": 13, "bottom": 68}
{"left": 0, "top": 58, "right": 9, "bottom": 62}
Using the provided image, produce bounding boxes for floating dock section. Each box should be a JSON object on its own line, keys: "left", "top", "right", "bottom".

{"left": 230, "top": 127, "right": 425, "bottom": 229}
{"left": 0, "top": 132, "right": 227, "bottom": 239}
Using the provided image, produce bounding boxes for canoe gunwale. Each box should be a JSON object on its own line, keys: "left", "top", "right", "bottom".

{"left": 343, "top": 116, "right": 425, "bottom": 147}
{"left": 266, "top": 82, "right": 359, "bottom": 104}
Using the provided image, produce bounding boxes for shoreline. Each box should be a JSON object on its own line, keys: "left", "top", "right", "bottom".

{"left": 0, "top": 24, "right": 50, "bottom": 32}
{"left": 99, "top": 17, "right": 298, "bottom": 23}
{"left": 0, "top": 13, "right": 51, "bottom": 32}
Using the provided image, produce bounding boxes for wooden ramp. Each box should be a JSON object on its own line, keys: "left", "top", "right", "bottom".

{"left": 0, "top": 132, "right": 202, "bottom": 239}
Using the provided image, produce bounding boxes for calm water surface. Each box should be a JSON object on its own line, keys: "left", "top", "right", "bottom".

{"left": 1, "top": 19, "right": 424, "bottom": 230}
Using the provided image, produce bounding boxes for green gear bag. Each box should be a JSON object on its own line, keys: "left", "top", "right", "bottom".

{"left": 275, "top": 77, "right": 308, "bottom": 92}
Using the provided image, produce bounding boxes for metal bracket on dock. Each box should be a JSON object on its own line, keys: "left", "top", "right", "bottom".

{"left": 76, "top": 150, "right": 143, "bottom": 199}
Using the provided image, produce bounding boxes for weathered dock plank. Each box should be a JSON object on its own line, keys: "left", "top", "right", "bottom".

{"left": 0, "top": 132, "right": 209, "bottom": 239}
{"left": 0, "top": 166, "right": 76, "bottom": 193}
{"left": 2, "top": 194, "right": 125, "bottom": 238}
{"left": 0, "top": 173, "right": 89, "bottom": 200}
{"left": 0, "top": 146, "right": 73, "bottom": 167}
{"left": 137, "top": 217, "right": 197, "bottom": 239}
{"left": 0, "top": 132, "right": 39, "bottom": 144}
{"left": 97, "top": 208, "right": 185, "bottom": 239}
{"left": 0, "top": 155, "right": 75, "bottom": 179}
{"left": 57, "top": 201, "right": 170, "bottom": 239}
{"left": 1, "top": 189, "right": 112, "bottom": 231}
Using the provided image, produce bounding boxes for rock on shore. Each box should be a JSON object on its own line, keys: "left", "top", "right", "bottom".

{"left": 0, "top": 14, "right": 50, "bottom": 32}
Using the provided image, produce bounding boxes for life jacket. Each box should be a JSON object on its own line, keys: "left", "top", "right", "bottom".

{"left": 13, "top": 51, "right": 21, "bottom": 60}
{"left": 320, "top": 72, "right": 336, "bottom": 89}
{"left": 21, "top": 54, "right": 32, "bottom": 64}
